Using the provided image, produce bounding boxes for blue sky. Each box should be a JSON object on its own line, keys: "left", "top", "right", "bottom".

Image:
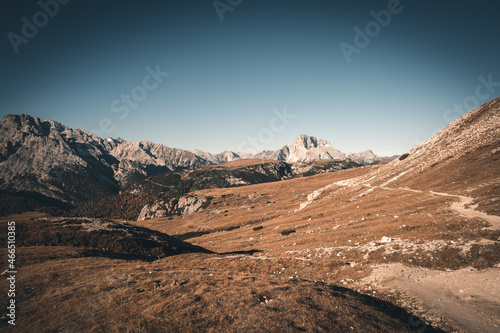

{"left": 1, "top": 0, "right": 499, "bottom": 156}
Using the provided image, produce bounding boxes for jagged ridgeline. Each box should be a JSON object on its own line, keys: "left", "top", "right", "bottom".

{"left": 0, "top": 114, "right": 387, "bottom": 217}
{"left": 0, "top": 114, "right": 207, "bottom": 203}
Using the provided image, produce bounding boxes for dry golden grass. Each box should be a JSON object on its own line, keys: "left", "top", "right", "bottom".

{"left": 2, "top": 99, "right": 498, "bottom": 332}
{"left": 132, "top": 163, "right": 499, "bottom": 271}
{"left": 1, "top": 157, "right": 497, "bottom": 332}
{"left": 394, "top": 143, "right": 500, "bottom": 215}
{"left": 0, "top": 244, "right": 440, "bottom": 332}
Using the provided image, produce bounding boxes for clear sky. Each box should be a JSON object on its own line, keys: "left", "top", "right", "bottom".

{"left": 1, "top": 0, "right": 499, "bottom": 156}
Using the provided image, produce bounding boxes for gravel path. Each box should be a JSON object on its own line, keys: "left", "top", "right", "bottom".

{"left": 359, "top": 263, "right": 500, "bottom": 332}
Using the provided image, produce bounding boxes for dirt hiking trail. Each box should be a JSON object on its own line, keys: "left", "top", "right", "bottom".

{"left": 359, "top": 263, "right": 500, "bottom": 332}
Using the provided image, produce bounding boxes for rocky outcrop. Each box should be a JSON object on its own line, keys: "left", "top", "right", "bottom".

{"left": 137, "top": 200, "right": 172, "bottom": 221}
{"left": 137, "top": 195, "right": 209, "bottom": 221}
{"left": 177, "top": 195, "right": 209, "bottom": 214}
{"left": 292, "top": 160, "right": 362, "bottom": 177}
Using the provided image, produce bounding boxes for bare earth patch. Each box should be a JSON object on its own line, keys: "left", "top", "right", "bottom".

{"left": 356, "top": 263, "right": 500, "bottom": 333}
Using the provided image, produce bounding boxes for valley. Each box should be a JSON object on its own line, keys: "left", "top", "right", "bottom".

{"left": 0, "top": 97, "right": 499, "bottom": 332}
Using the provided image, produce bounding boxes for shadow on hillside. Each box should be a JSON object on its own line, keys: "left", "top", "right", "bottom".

{"left": 325, "top": 284, "right": 445, "bottom": 333}
{"left": 76, "top": 248, "right": 260, "bottom": 261}
{"left": 13, "top": 219, "right": 215, "bottom": 262}
{"left": 79, "top": 249, "right": 164, "bottom": 262}
{"left": 218, "top": 249, "right": 262, "bottom": 256}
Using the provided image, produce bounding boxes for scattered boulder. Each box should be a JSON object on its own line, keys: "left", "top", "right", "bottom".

{"left": 381, "top": 236, "right": 393, "bottom": 243}
{"left": 177, "top": 195, "right": 208, "bottom": 215}
{"left": 137, "top": 200, "right": 170, "bottom": 221}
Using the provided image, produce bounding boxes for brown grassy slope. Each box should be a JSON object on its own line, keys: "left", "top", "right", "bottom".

{"left": 363, "top": 97, "right": 500, "bottom": 214}
{"left": 134, "top": 99, "right": 499, "bottom": 258}
{"left": 12, "top": 218, "right": 212, "bottom": 259}
{"left": 133, "top": 162, "right": 499, "bottom": 271}
{"left": 0, "top": 241, "right": 441, "bottom": 333}
{"left": 132, "top": 97, "right": 500, "bottom": 271}
{"left": 396, "top": 142, "right": 500, "bottom": 214}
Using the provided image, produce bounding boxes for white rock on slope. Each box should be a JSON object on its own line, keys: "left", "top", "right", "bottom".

{"left": 137, "top": 195, "right": 208, "bottom": 221}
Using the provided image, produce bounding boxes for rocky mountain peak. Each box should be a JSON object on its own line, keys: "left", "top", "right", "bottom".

{"left": 2, "top": 114, "right": 71, "bottom": 140}
{"left": 2, "top": 113, "right": 37, "bottom": 127}
{"left": 291, "top": 134, "right": 332, "bottom": 150}
{"left": 0, "top": 113, "right": 394, "bottom": 205}
{"left": 216, "top": 151, "right": 240, "bottom": 162}
{"left": 0, "top": 114, "right": 211, "bottom": 203}
{"left": 192, "top": 134, "right": 385, "bottom": 164}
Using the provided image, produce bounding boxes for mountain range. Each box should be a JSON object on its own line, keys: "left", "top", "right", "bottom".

{"left": 0, "top": 114, "right": 393, "bottom": 205}
{"left": 2, "top": 97, "right": 499, "bottom": 333}
{"left": 0, "top": 114, "right": 206, "bottom": 203}
{"left": 191, "top": 134, "right": 391, "bottom": 165}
